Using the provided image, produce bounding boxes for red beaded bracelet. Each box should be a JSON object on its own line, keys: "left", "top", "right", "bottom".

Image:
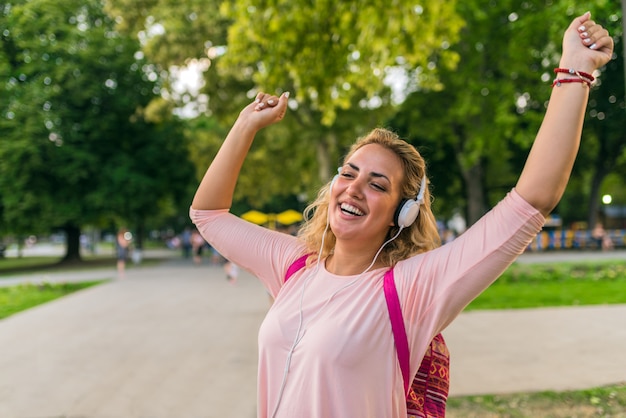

{"left": 552, "top": 77, "right": 591, "bottom": 88}
{"left": 553, "top": 68, "right": 595, "bottom": 82}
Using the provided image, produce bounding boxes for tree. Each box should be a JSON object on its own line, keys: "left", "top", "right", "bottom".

{"left": 389, "top": 0, "right": 591, "bottom": 224}
{"left": 218, "top": 1, "right": 464, "bottom": 194}
{"left": 0, "top": 0, "right": 195, "bottom": 261}
{"left": 104, "top": 0, "right": 465, "bottom": 207}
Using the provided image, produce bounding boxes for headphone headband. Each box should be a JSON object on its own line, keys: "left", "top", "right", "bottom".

{"left": 416, "top": 174, "right": 427, "bottom": 205}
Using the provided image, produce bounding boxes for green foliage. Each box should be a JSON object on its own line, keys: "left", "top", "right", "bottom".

{"left": 103, "top": 0, "right": 466, "bottom": 207}
{"left": 390, "top": 0, "right": 575, "bottom": 223}
{"left": 389, "top": 0, "right": 623, "bottom": 225}
{"left": 0, "top": 281, "right": 103, "bottom": 319}
{"left": 221, "top": 0, "right": 463, "bottom": 126}
{"left": 104, "top": 0, "right": 228, "bottom": 67}
{"left": 60, "top": 0, "right": 624, "bottom": 222}
{"left": 0, "top": 0, "right": 196, "bottom": 251}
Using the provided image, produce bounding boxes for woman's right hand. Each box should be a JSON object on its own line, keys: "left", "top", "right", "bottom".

{"left": 238, "top": 91, "right": 290, "bottom": 132}
{"left": 191, "top": 90, "right": 290, "bottom": 210}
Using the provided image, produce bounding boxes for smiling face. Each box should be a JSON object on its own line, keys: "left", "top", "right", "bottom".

{"left": 328, "top": 143, "right": 404, "bottom": 245}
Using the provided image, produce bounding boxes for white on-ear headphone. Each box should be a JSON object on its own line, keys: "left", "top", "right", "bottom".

{"left": 393, "top": 174, "right": 427, "bottom": 228}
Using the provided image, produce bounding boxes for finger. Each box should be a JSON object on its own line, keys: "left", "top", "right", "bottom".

{"left": 274, "top": 92, "right": 290, "bottom": 120}
{"left": 585, "top": 27, "right": 611, "bottom": 51}
{"left": 255, "top": 92, "right": 285, "bottom": 111}
{"left": 579, "top": 24, "right": 597, "bottom": 47}
{"left": 265, "top": 95, "right": 280, "bottom": 107}
{"left": 255, "top": 93, "right": 270, "bottom": 111}
{"left": 589, "top": 32, "right": 613, "bottom": 52}
{"left": 580, "top": 21, "right": 605, "bottom": 38}
{"left": 574, "top": 11, "right": 591, "bottom": 30}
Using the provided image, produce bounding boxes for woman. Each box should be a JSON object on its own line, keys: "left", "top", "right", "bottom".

{"left": 190, "top": 12, "right": 612, "bottom": 418}
{"left": 191, "top": 228, "right": 206, "bottom": 265}
{"left": 116, "top": 228, "right": 131, "bottom": 278}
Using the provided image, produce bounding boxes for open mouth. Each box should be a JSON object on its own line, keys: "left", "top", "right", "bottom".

{"left": 340, "top": 203, "right": 364, "bottom": 216}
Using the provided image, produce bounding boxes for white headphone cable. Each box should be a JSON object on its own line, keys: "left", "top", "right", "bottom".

{"left": 271, "top": 225, "right": 404, "bottom": 417}
{"left": 271, "top": 218, "right": 330, "bottom": 418}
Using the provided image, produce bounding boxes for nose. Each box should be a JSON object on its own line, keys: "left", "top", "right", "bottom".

{"left": 344, "top": 177, "right": 365, "bottom": 199}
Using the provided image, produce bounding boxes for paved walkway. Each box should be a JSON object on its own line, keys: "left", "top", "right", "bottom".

{"left": 0, "top": 251, "right": 625, "bottom": 417}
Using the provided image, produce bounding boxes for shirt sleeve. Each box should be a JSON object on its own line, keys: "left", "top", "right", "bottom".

{"left": 189, "top": 208, "right": 307, "bottom": 297}
{"left": 394, "top": 189, "right": 545, "bottom": 347}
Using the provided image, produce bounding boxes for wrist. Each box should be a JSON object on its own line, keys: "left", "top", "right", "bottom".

{"left": 232, "top": 116, "right": 261, "bottom": 137}
{"left": 552, "top": 68, "right": 594, "bottom": 86}
{"left": 557, "top": 60, "right": 595, "bottom": 76}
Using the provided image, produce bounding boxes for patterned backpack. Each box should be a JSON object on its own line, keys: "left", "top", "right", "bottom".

{"left": 285, "top": 255, "right": 450, "bottom": 417}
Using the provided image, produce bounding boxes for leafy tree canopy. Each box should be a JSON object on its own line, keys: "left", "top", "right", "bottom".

{"left": 0, "top": 0, "right": 195, "bottom": 258}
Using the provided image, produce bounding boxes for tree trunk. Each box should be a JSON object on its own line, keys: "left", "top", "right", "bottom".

{"left": 460, "top": 162, "right": 487, "bottom": 226}
{"left": 316, "top": 135, "right": 334, "bottom": 182}
{"left": 134, "top": 222, "right": 145, "bottom": 250}
{"left": 132, "top": 221, "right": 145, "bottom": 265}
{"left": 588, "top": 171, "right": 606, "bottom": 229}
{"left": 587, "top": 149, "right": 611, "bottom": 229}
{"left": 62, "top": 223, "right": 82, "bottom": 263}
{"left": 587, "top": 175, "right": 602, "bottom": 229}
{"left": 452, "top": 124, "right": 488, "bottom": 226}
{"left": 588, "top": 121, "right": 614, "bottom": 229}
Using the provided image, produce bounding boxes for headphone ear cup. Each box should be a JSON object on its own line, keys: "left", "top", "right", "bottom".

{"left": 394, "top": 199, "right": 420, "bottom": 228}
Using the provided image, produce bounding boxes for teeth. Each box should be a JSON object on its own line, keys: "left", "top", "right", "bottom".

{"left": 340, "top": 203, "right": 364, "bottom": 216}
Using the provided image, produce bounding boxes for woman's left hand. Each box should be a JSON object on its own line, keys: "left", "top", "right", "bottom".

{"left": 561, "top": 12, "right": 614, "bottom": 73}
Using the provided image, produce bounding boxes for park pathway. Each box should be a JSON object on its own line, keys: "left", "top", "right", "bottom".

{"left": 0, "top": 250, "right": 625, "bottom": 417}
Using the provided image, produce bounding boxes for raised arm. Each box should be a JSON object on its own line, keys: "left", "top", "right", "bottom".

{"left": 191, "top": 91, "right": 289, "bottom": 210}
{"left": 516, "top": 12, "right": 613, "bottom": 216}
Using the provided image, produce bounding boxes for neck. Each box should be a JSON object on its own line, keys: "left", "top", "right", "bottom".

{"left": 325, "top": 246, "right": 386, "bottom": 276}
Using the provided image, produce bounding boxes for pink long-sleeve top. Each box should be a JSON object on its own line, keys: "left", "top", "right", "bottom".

{"left": 190, "top": 189, "right": 544, "bottom": 418}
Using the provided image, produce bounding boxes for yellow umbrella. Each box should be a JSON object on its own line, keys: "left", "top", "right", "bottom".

{"left": 276, "top": 209, "right": 303, "bottom": 226}
{"left": 241, "top": 210, "right": 269, "bottom": 225}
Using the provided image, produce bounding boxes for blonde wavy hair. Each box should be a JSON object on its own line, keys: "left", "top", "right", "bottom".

{"left": 298, "top": 128, "right": 441, "bottom": 266}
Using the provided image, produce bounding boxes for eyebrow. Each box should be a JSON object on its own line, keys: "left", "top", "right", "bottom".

{"left": 346, "top": 162, "right": 391, "bottom": 183}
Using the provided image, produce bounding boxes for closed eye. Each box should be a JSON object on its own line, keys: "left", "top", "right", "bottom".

{"left": 341, "top": 163, "right": 391, "bottom": 192}
{"left": 371, "top": 183, "right": 386, "bottom": 192}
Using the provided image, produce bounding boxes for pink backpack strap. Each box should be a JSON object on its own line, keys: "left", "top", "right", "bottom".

{"left": 285, "top": 254, "right": 309, "bottom": 282}
{"left": 383, "top": 268, "right": 412, "bottom": 395}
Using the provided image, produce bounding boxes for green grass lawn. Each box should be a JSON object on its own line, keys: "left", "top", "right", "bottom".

{"left": 0, "top": 281, "right": 104, "bottom": 320}
{"left": 465, "top": 260, "right": 626, "bottom": 310}
{"left": 447, "top": 383, "right": 626, "bottom": 417}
